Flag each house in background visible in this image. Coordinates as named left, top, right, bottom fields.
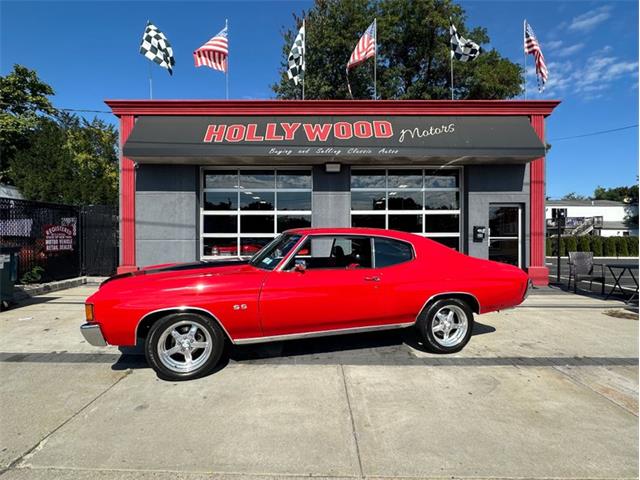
left=546, top=199, right=639, bottom=237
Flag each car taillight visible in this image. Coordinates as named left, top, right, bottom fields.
left=85, top=304, right=95, bottom=322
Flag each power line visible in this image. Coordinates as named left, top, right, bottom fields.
left=549, top=124, right=638, bottom=142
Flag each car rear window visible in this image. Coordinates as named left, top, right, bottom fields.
left=374, top=237, right=414, bottom=268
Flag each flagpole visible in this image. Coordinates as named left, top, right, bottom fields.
left=373, top=18, right=377, bottom=100
left=302, top=18, right=305, bottom=100
left=148, top=61, right=153, bottom=99
left=225, top=18, right=229, bottom=100
left=523, top=19, right=527, bottom=100
left=146, top=19, right=153, bottom=99
left=450, top=51, right=454, bottom=100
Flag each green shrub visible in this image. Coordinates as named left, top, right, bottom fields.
left=564, top=236, right=578, bottom=254
left=617, top=236, right=629, bottom=257
left=591, top=236, right=603, bottom=257
left=559, top=236, right=567, bottom=256
left=20, top=266, right=44, bottom=284
left=545, top=238, right=553, bottom=256
left=604, top=237, right=617, bottom=257
left=577, top=236, right=591, bottom=252
left=628, top=236, right=639, bottom=256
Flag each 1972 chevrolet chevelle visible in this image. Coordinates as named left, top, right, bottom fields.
left=82, top=228, right=531, bottom=380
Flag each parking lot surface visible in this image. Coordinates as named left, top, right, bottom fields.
left=0, top=285, right=637, bottom=479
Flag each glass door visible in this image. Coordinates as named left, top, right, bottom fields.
left=488, top=204, right=522, bottom=268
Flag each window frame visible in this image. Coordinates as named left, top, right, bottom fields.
left=200, top=167, right=312, bottom=259
left=281, top=233, right=416, bottom=271
left=282, top=234, right=375, bottom=271
left=373, top=236, right=415, bottom=268
left=350, top=166, right=463, bottom=250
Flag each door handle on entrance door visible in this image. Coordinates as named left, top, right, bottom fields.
left=364, top=276, right=380, bottom=282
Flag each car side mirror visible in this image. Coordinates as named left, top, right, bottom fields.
left=294, top=260, right=307, bottom=273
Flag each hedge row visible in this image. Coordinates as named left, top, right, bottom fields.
left=546, top=235, right=639, bottom=257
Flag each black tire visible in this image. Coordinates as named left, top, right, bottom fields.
left=416, top=298, right=474, bottom=353
left=145, top=313, right=225, bottom=381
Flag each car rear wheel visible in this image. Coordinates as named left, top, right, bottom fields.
left=145, top=313, right=225, bottom=381
left=416, top=298, right=474, bottom=353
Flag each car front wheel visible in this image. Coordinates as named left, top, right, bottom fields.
left=145, top=313, right=225, bottom=381
left=417, top=298, right=474, bottom=353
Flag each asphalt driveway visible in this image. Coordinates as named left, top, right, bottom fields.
left=0, top=285, right=637, bottom=479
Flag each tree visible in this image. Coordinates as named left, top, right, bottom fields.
left=9, top=113, right=118, bottom=206
left=561, top=192, right=590, bottom=201
left=272, top=0, right=523, bottom=100
left=593, top=182, right=639, bottom=229
left=0, top=65, right=57, bottom=182
left=593, top=184, right=638, bottom=203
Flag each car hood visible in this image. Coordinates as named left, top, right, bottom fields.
left=99, top=259, right=256, bottom=290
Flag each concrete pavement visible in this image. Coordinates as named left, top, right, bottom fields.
left=0, top=285, right=637, bottom=479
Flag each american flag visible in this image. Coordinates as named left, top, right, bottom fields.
left=194, top=25, right=228, bottom=72
left=524, top=21, right=548, bottom=91
left=347, top=20, right=376, bottom=70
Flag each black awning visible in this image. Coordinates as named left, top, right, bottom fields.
left=123, top=115, right=546, bottom=164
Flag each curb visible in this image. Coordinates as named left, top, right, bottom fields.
left=14, top=276, right=107, bottom=300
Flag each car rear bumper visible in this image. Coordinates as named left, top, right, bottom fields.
left=80, top=323, right=108, bottom=346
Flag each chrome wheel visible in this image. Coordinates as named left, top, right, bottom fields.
left=157, top=320, right=213, bottom=373
left=431, top=305, right=468, bottom=348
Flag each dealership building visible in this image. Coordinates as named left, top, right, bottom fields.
left=106, top=100, right=559, bottom=285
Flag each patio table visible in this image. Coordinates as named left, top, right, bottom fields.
left=604, top=262, right=639, bottom=304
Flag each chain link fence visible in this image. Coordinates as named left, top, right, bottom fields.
left=0, top=198, right=118, bottom=282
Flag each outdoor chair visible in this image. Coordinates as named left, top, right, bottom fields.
left=567, top=251, right=606, bottom=295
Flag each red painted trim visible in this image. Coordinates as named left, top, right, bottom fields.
left=105, top=99, right=560, bottom=117
left=528, top=114, right=548, bottom=286
left=117, top=115, right=137, bottom=273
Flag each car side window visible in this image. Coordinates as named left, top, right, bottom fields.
left=374, top=237, right=414, bottom=268
left=286, top=236, right=373, bottom=270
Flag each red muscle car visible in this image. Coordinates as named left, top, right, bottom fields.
left=82, top=228, right=531, bottom=380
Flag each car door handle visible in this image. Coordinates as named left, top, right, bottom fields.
left=364, top=276, right=380, bottom=282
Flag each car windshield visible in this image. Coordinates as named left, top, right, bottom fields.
left=249, top=234, right=302, bottom=270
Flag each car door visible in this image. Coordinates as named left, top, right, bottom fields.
left=258, top=235, right=387, bottom=337
left=370, top=236, right=421, bottom=324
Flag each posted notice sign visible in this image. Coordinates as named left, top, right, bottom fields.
left=44, top=225, right=74, bottom=252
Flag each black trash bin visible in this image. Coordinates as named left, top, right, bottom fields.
left=0, top=246, right=20, bottom=310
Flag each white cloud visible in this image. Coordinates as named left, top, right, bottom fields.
left=525, top=49, right=638, bottom=101
left=568, top=5, right=612, bottom=32
left=545, top=40, right=564, bottom=51
left=553, top=43, right=585, bottom=58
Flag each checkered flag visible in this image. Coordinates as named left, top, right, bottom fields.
left=287, top=21, right=305, bottom=85
left=450, top=22, right=480, bottom=62
left=140, top=21, right=175, bottom=75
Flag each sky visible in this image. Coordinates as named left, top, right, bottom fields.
left=1, top=0, right=638, bottom=198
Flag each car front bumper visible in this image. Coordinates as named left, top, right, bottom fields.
left=80, top=323, right=108, bottom=346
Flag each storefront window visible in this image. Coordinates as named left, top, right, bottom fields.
left=202, top=169, right=312, bottom=258
left=240, top=191, right=274, bottom=210
left=350, top=168, right=461, bottom=250
left=204, top=192, right=236, bottom=210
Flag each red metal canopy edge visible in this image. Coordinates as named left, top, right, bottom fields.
left=105, top=99, right=561, bottom=117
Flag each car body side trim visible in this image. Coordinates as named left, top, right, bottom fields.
left=233, top=321, right=414, bottom=345
left=135, top=306, right=235, bottom=344
left=415, top=291, right=482, bottom=321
